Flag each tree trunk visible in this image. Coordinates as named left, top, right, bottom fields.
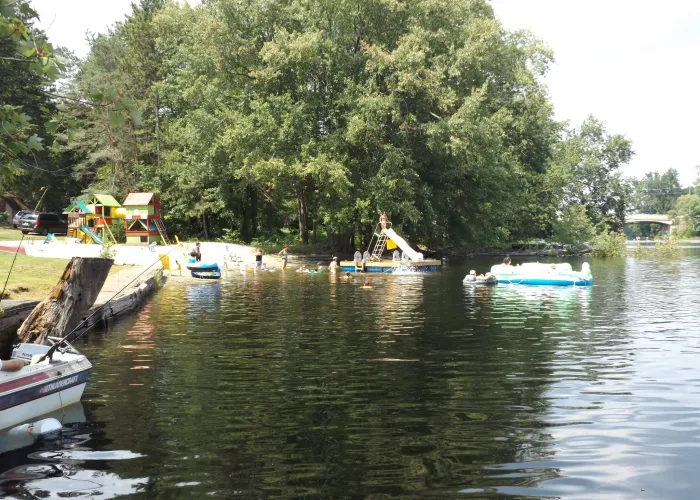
left=298, top=195, right=309, bottom=244
left=241, top=200, right=250, bottom=242
left=250, top=187, right=258, bottom=237
left=202, top=212, right=209, bottom=240
left=266, top=199, right=274, bottom=231
left=17, top=258, right=113, bottom=345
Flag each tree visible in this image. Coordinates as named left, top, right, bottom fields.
left=548, top=116, right=634, bottom=231
left=629, top=168, right=682, bottom=214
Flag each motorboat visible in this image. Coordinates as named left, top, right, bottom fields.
left=0, top=340, right=91, bottom=432
left=490, top=262, right=592, bottom=286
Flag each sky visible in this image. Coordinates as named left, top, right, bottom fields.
left=32, top=0, right=700, bottom=186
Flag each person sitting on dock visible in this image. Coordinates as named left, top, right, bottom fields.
left=0, top=358, right=29, bottom=372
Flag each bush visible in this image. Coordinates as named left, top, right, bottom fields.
left=99, top=241, right=116, bottom=260
left=110, top=220, right=125, bottom=243
left=0, top=212, right=8, bottom=223
left=591, top=230, right=626, bottom=258
left=552, top=205, right=596, bottom=249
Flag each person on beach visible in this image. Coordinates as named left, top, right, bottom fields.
left=0, top=358, right=28, bottom=372
left=329, top=257, right=337, bottom=274
left=278, top=245, right=289, bottom=270
left=255, top=248, right=263, bottom=268
left=190, top=242, right=202, bottom=262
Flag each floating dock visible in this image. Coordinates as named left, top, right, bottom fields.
left=339, top=259, right=441, bottom=273
left=341, top=222, right=441, bottom=273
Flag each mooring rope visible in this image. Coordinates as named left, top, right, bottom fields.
left=0, top=233, right=25, bottom=308
left=40, top=244, right=181, bottom=361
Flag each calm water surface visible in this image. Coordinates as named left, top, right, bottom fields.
left=2, top=252, right=700, bottom=499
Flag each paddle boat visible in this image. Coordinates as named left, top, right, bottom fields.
left=0, top=341, right=91, bottom=431
left=186, top=259, right=222, bottom=280
left=490, top=262, right=592, bottom=286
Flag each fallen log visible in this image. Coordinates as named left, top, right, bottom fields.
left=17, top=257, right=113, bottom=345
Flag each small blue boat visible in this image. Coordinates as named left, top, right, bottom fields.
left=186, top=259, right=222, bottom=280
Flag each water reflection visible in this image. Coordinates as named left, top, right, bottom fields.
left=4, top=253, right=700, bottom=498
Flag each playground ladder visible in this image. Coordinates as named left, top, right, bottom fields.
left=153, top=218, right=171, bottom=246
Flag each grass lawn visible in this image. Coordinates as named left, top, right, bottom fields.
left=0, top=252, right=129, bottom=301
left=0, top=252, right=70, bottom=301
left=0, top=225, right=44, bottom=242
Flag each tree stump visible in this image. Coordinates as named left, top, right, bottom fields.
left=17, top=257, right=113, bottom=345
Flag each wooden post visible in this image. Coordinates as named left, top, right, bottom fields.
left=17, top=257, right=113, bottom=345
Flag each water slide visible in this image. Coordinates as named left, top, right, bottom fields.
left=382, top=228, right=423, bottom=261
left=79, top=224, right=103, bottom=245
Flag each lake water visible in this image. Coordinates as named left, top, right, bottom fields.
left=2, top=252, right=700, bottom=499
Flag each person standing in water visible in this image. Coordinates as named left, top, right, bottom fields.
left=255, top=248, right=263, bottom=269
left=329, top=257, right=338, bottom=274
left=503, top=255, right=512, bottom=266
left=278, top=245, right=289, bottom=270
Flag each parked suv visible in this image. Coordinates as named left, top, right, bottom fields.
left=12, top=210, right=32, bottom=228
left=18, top=212, right=68, bottom=235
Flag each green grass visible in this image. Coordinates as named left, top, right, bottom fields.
left=0, top=252, right=70, bottom=301
left=0, top=252, right=129, bottom=301
left=0, top=225, right=44, bottom=242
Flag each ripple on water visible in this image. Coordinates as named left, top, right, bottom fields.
left=4, top=255, right=700, bottom=498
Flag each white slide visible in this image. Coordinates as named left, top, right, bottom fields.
left=382, top=228, right=424, bottom=261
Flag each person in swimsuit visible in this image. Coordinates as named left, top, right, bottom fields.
left=255, top=248, right=263, bottom=268
left=278, top=245, right=289, bottom=270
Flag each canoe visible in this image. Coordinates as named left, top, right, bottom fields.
left=490, top=262, right=592, bottom=286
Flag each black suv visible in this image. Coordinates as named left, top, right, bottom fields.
left=18, top=212, right=68, bottom=235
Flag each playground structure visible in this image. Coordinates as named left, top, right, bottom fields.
left=340, top=222, right=441, bottom=273
left=122, top=192, right=171, bottom=246
left=63, top=194, right=125, bottom=244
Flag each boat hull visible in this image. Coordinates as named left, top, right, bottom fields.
left=191, top=270, right=222, bottom=279
left=0, top=348, right=91, bottom=431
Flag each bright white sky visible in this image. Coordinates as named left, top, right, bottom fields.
left=32, top=0, right=700, bottom=186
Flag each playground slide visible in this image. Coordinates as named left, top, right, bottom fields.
left=382, top=228, right=423, bottom=261
left=79, top=224, right=103, bottom=245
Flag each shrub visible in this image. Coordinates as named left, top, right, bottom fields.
left=110, top=220, right=125, bottom=243
left=100, top=241, right=116, bottom=260
left=591, top=230, right=626, bottom=258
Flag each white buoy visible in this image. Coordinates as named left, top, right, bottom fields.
left=8, top=418, right=62, bottom=437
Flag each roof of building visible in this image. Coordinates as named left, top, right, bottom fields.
left=123, top=192, right=157, bottom=206
left=63, top=200, right=91, bottom=213
left=89, top=194, right=121, bottom=207
left=1, top=193, right=29, bottom=210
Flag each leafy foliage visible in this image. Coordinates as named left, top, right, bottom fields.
left=3, top=0, right=637, bottom=253
left=591, top=230, right=627, bottom=258
left=552, top=205, right=596, bottom=249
